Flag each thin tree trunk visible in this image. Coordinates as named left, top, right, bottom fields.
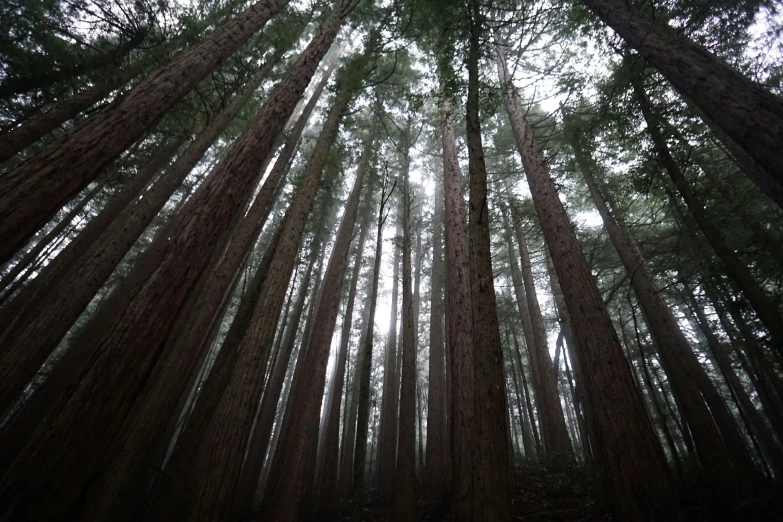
left=314, top=120, right=375, bottom=514
left=0, top=10, right=343, bottom=520
left=378, top=221, right=402, bottom=504
left=507, top=204, right=572, bottom=457
left=495, top=39, right=681, bottom=521
left=632, top=81, right=783, bottom=358
left=185, top=59, right=352, bottom=522
left=579, top=0, right=783, bottom=206
left=506, top=329, right=535, bottom=457
left=0, top=136, right=183, bottom=412
left=0, top=0, right=292, bottom=262
left=350, top=172, right=392, bottom=521
left=0, top=181, right=103, bottom=297
left=566, top=110, right=754, bottom=503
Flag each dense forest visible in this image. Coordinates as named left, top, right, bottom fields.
left=1, top=0, right=783, bottom=520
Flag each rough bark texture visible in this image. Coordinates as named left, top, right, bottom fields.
left=0, top=0, right=292, bottom=263
left=0, top=137, right=183, bottom=411
left=184, top=22, right=352, bottom=515
left=441, top=97, right=476, bottom=522
left=378, top=221, right=402, bottom=504
left=580, top=0, right=783, bottom=206
left=394, top=137, right=417, bottom=521
left=466, top=9, right=512, bottom=520
left=566, top=111, right=752, bottom=505
left=424, top=175, right=448, bottom=498
left=633, top=81, right=783, bottom=363
left=316, top=122, right=375, bottom=513
left=495, top=41, right=681, bottom=521
left=0, top=70, right=134, bottom=163
left=0, top=52, right=283, bottom=341
left=263, top=77, right=369, bottom=520
left=0, top=10, right=340, bottom=520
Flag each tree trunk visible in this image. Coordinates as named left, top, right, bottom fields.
left=682, top=281, right=783, bottom=476
left=424, top=174, right=448, bottom=498
left=0, top=180, right=103, bottom=298
left=506, top=203, right=572, bottom=457
left=0, top=9, right=342, bottom=520
left=566, top=109, right=754, bottom=504
left=633, top=78, right=783, bottom=358
left=0, top=69, right=135, bottom=163
left=0, top=136, right=183, bottom=412
left=495, top=40, right=681, bottom=521
left=378, top=220, right=402, bottom=504
left=0, top=48, right=287, bottom=371
left=579, top=0, right=783, bottom=206
left=184, top=38, right=355, bottom=522
left=350, top=172, right=391, bottom=521
left=394, top=135, right=417, bottom=521
left=506, top=329, right=536, bottom=457
left=466, top=8, right=513, bottom=519
left=441, top=96, right=477, bottom=522
left=315, top=120, right=375, bottom=514
left=0, top=0, right=293, bottom=263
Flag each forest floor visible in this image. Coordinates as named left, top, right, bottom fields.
left=328, top=459, right=783, bottom=521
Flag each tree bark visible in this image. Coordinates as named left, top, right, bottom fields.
left=0, top=48, right=285, bottom=362
left=632, top=81, right=783, bottom=362
left=394, top=132, right=417, bottom=521
left=184, top=27, right=354, bottom=517
left=565, top=109, right=754, bottom=503
left=495, top=40, right=681, bottom=521
left=0, top=69, right=135, bottom=163
left=579, top=0, right=783, bottom=206
left=424, top=174, right=448, bottom=498
left=466, top=8, right=514, bottom=519
left=0, top=0, right=293, bottom=263
left=441, top=96, right=477, bottom=522
left=0, top=9, right=342, bottom=520
left=378, top=220, right=402, bottom=503
left=315, top=120, right=375, bottom=513
left=0, top=136, right=183, bottom=412
left=350, top=172, right=391, bottom=521
left=505, top=202, right=572, bottom=457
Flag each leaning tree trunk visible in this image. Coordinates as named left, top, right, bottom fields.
left=579, top=0, right=783, bottom=206
left=80, top=55, right=335, bottom=522
left=315, top=120, right=375, bottom=514
left=466, top=11, right=513, bottom=518
left=0, top=0, right=293, bottom=263
left=262, top=74, right=371, bottom=521
left=504, top=200, right=572, bottom=457
left=632, top=81, right=783, bottom=361
left=184, top=36, right=355, bottom=522
left=0, top=9, right=343, bottom=520
left=566, top=109, right=756, bottom=504
left=0, top=43, right=289, bottom=342
left=495, top=39, right=681, bottom=521
left=0, top=68, right=136, bottom=163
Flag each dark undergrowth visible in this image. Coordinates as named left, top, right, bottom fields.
left=322, top=457, right=783, bottom=521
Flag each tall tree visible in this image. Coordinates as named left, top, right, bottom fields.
left=579, top=0, right=783, bottom=207
left=0, top=0, right=294, bottom=262
left=494, top=37, right=681, bottom=521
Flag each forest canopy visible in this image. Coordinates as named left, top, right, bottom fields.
left=1, top=0, right=782, bottom=521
